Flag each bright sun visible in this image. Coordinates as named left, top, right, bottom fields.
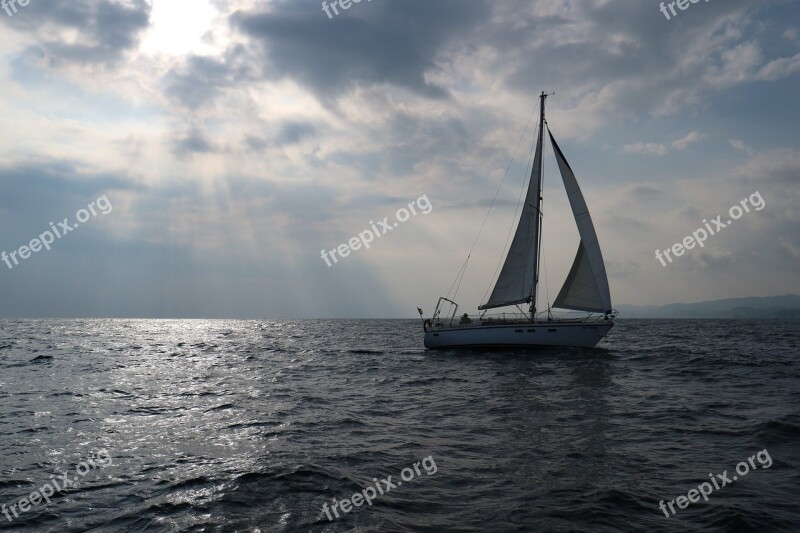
left=140, top=0, right=218, bottom=56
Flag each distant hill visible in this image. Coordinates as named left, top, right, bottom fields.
left=617, top=294, right=800, bottom=319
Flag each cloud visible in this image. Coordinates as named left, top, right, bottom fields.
left=626, top=184, right=665, bottom=201
left=1, top=0, right=151, bottom=66
left=623, top=131, right=704, bottom=156
left=755, top=52, right=800, bottom=81
left=779, top=237, right=800, bottom=260
left=729, top=139, right=755, bottom=156
left=731, top=149, right=800, bottom=185
left=276, top=121, right=316, bottom=146
left=172, top=127, right=219, bottom=157
left=672, top=131, right=704, bottom=151
left=230, top=0, right=491, bottom=101
left=623, top=142, right=669, bottom=156
left=703, top=41, right=764, bottom=89
left=163, top=45, right=258, bottom=110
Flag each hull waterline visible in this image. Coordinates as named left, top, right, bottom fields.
left=424, top=321, right=613, bottom=350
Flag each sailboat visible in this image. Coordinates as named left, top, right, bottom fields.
left=421, top=92, right=616, bottom=349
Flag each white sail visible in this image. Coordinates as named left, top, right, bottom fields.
left=553, top=241, right=606, bottom=312
left=479, top=131, right=543, bottom=310
left=549, top=129, right=612, bottom=314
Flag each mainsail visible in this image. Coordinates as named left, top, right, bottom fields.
left=549, top=129, right=612, bottom=314
left=479, top=127, right=543, bottom=310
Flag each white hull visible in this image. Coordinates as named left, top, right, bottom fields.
left=424, top=321, right=612, bottom=349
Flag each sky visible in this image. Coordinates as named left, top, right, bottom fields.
left=0, top=0, right=798, bottom=318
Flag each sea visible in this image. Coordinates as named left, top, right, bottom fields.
left=0, top=319, right=798, bottom=532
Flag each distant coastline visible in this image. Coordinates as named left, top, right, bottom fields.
left=617, top=294, right=800, bottom=319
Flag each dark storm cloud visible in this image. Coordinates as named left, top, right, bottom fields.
left=231, top=0, right=491, bottom=100
left=161, top=0, right=789, bottom=135
left=162, top=0, right=492, bottom=112
left=1, top=0, right=151, bottom=65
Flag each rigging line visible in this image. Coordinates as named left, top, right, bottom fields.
left=445, top=258, right=469, bottom=299
left=450, top=258, right=469, bottom=303
left=445, top=105, right=539, bottom=302
left=481, top=122, right=537, bottom=305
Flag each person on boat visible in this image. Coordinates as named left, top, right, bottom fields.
left=459, top=313, right=472, bottom=324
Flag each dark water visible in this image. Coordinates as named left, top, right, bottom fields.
left=0, top=319, right=798, bottom=532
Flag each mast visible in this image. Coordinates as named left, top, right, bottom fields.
left=530, top=91, right=547, bottom=319
left=479, top=91, right=552, bottom=313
